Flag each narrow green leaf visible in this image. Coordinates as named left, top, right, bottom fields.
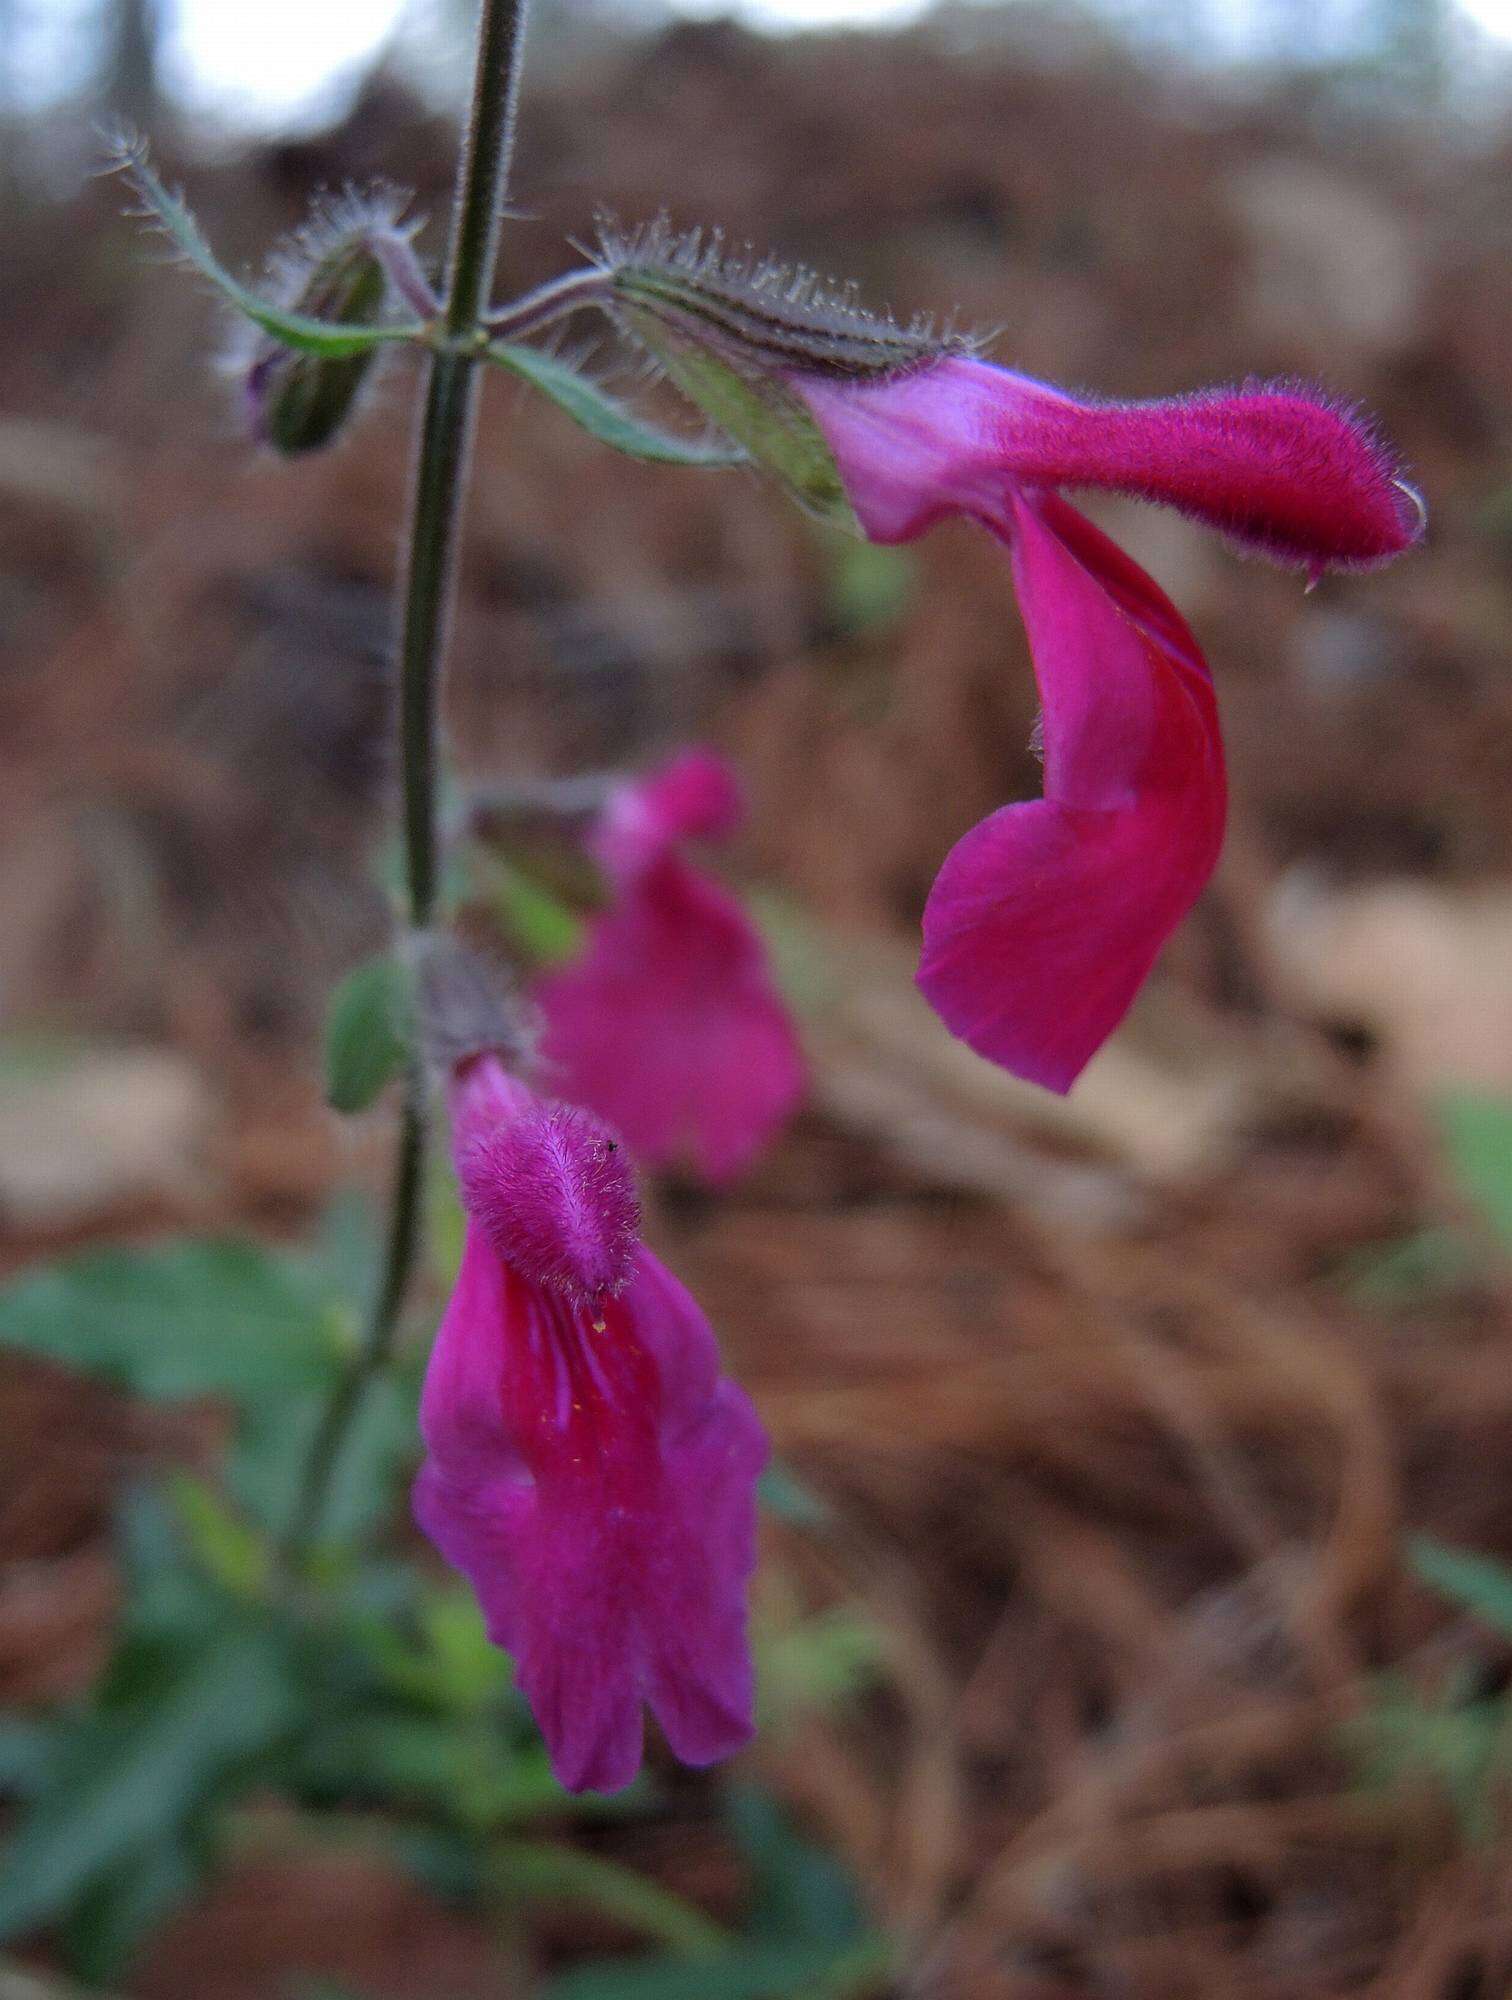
left=1438, top=1091, right=1512, bottom=1249
left=112, top=139, right=423, bottom=357
left=0, top=1718, right=57, bottom=1799
left=0, top=1628, right=298, bottom=1942
left=486, top=343, right=747, bottom=466
left=1411, top=1536, right=1512, bottom=1638
left=63, top=1836, right=198, bottom=1984
left=1343, top=1669, right=1512, bottom=1845
left=325, top=956, right=413, bottom=1114
left=757, top=1461, right=830, bottom=1528
left=476, top=855, right=584, bottom=967
left=729, top=1787, right=865, bottom=1948
left=826, top=538, right=917, bottom=635
left=493, top=1840, right=730, bottom=1958
left=166, top=1474, right=272, bottom=1599
left=1342, top=1226, right=1478, bottom=1307
left=539, top=1938, right=889, bottom=2000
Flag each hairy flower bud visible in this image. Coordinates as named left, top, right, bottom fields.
left=596, top=218, right=971, bottom=528
left=242, top=190, right=411, bottom=456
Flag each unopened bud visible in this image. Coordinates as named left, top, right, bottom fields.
left=596, top=217, right=970, bottom=527
left=243, top=190, right=410, bottom=456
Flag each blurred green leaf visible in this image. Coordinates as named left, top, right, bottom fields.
left=825, top=538, right=917, bottom=636
left=757, top=1462, right=831, bottom=1529
left=1342, top=1226, right=1478, bottom=1307
left=232, top=1369, right=415, bottom=1546
left=475, top=855, right=584, bottom=968
left=487, top=344, right=747, bottom=467
left=1438, top=1091, right=1512, bottom=1249
left=758, top=1608, right=884, bottom=1724
left=304, top=1192, right=381, bottom=1310
left=0, top=1717, right=57, bottom=1799
left=1411, top=1536, right=1512, bottom=1638
left=351, top=1582, right=512, bottom=1718
left=743, top=891, right=839, bottom=1017
left=534, top=1789, right=888, bottom=1999
left=730, top=1788, right=865, bottom=1948
left=111, top=1485, right=225, bottom=1658
left=1345, top=1668, right=1512, bottom=1845
left=538, top=1938, right=889, bottom=2000
left=494, top=1840, right=729, bottom=1957
left=63, top=1835, right=198, bottom=1983
left=0, top=1626, right=298, bottom=1945
left=166, top=1475, right=272, bottom=1600
left=325, top=957, right=413, bottom=1114
left=416, top=1590, right=514, bottom=1712
left=296, top=1713, right=484, bottom=1806
left=427, top=1155, right=467, bottom=1292
left=0, top=1240, right=336, bottom=1405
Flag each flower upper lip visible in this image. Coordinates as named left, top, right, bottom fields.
left=771, top=352, right=1419, bottom=1089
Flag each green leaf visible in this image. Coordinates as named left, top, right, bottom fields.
left=0, top=1717, right=57, bottom=1799
left=166, top=1474, right=272, bottom=1599
left=486, top=343, right=747, bottom=466
left=618, top=323, right=856, bottom=526
left=826, top=539, right=917, bottom=635
left=1438, top=1091, right=1512, bottom=1249
left=539, top=1938, right=890, bottom=2000
left=758, top=1609, right=884, bottom=1723
left=0, top=1627, right=298, bottom=1943
left=0, top=1240, right=335, bottom=1405
left=494, top=1841, right=729, bottom=1958
left=63, top=1835, right=198, bottom=1983
left=112, top=137, right=423, bottom=357
left=1343, top=1668, right=1512, bottom=1845
left=757, top=1461, right=831, bottom=1529
left=230, top=1370, right=414, bottom=1546
left=325, top=956, right=413, bottom=1114
left=729, top=1788, right=865, bottom=1948
left=1411, top=1536, right=1512, bottom=1638
left=1342, top=1226, right=1478, bottom=1307
left=474, top=855, right=584, bottom=967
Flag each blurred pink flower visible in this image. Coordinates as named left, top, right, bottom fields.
left=790, top=357, right=1423, bottom=1092
left=414, top=1053, right=767, bottom=1793
left=536, top=749, right=804, bottom=1182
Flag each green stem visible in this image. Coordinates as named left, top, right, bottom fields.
left=282, top=1091, right=423, bottom=1556
left=283, top=0, right=531, bottom=1562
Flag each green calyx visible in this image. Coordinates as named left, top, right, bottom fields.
left=633, top=325, right=859, bottom=530
left=251, top=238, right=390, bottom=456
left=597, top=220, right=969, bottom=530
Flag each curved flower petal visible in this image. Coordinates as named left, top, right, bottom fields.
left=793, top=355, right=1422, bottom=571
left=415, top=1228, right=766, bottom=1793
left=917, top=491, right=1226, bottom=1091
left=594, top=749, right=748, bottom=883
left=538, top=851, right=804, bottom=1184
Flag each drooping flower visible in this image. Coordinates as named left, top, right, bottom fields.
left=535, top=749, right=805, bottom=1182
left=596, top=225, right=1423, bottom=1091
left=413, top=1050, right=767, bottom=1792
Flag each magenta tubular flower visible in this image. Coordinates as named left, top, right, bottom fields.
left=535, top=749, right=805, bottom=1182
left=413, top=1052, right=767, bottom=1792
left=782, top=357, right=1423, bottom=1091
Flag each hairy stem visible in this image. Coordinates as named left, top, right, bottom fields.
left=283, top=0, right=530, bottom=1562
left=484, top=267, right=609, bottom=340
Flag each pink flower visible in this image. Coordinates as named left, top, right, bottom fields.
left=785, top=358, right=1423, bottom=1092
left=413, top=1053, right=767, bottom=1793
left=536, top=749, right=805, bottom=1182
